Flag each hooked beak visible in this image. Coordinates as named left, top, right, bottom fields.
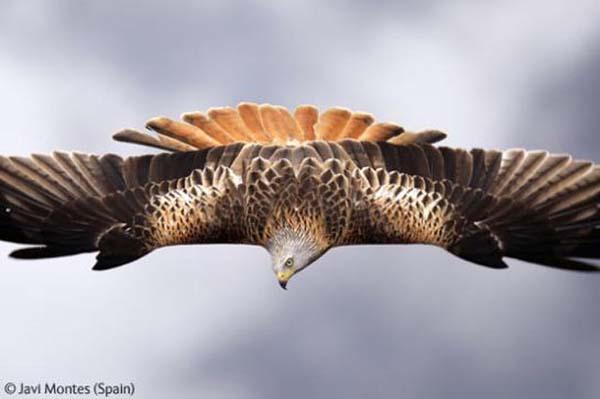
left=276, top=269, right=293, bottom=290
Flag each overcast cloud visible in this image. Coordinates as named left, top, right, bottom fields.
left=1, top=1, right=599, bottom=398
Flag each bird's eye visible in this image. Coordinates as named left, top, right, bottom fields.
left=284, top=257, right=294, bottom=268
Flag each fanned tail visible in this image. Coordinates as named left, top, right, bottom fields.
left=113, top=102, right=447, bottom=151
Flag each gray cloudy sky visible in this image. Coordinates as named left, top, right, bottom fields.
left=1, top=1, right=600, bottom=398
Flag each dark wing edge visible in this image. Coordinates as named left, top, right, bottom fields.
left=2, top=140, right=599, bottom=273
left=0, top=152, right=242, bottom=270
left=356, top=144, right=600, bottom=272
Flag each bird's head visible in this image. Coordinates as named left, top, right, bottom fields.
left=266, top=223, right=330, bottom=289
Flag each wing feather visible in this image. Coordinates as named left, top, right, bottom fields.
left=3, top=112, right=600, bottom=274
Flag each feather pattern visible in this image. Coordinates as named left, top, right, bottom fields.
left=113, top=103, right=446, bottom=151
left=0, top=103, right=598, bottom=275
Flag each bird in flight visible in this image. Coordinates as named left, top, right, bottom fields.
left=1, top=103, right=599, bottom=289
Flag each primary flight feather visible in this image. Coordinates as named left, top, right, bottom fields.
left=1, top=102, right=599, bottom=289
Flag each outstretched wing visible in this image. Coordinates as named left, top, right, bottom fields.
left=0, top=152, right=243, bottom=269
left=350, top=146, right=600, bottom=271
left=2, top=122, right=599, bottom=273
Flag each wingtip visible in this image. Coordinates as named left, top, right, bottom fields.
left=10, top=246, right=83, bottom=259
left=93, top=255, right=136, bottom=271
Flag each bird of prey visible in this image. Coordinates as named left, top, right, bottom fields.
left=1, top=103, right=599, bottom=289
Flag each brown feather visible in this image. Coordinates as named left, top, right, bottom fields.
left=208, top=107, right=254, bottom=142
left=315, top=107, right=352, bottom=140
left=1, top=103, right=600, bottom=275
left=180, top=112, right=235, bottom=144
left=294, top=105, right=318, bottom=140
left=340, top=112, right=375, bottom=139
left=260, top=104, right=288, bottom=143
left=146, top=116, right=221, bottom=149
left=237, top=102, right=271, bottom=142
left=359, top=122, right=404, bottom=142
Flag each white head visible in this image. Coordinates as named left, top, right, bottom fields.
left=267, top=226, right=329, bottom=289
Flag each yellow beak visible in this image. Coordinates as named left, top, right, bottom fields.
left=277, top=269, right=294, bottom=290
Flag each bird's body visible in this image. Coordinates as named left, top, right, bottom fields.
left=1, top=102, right=599, bottom=287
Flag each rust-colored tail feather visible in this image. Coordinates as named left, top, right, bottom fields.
left=113, top=102, right=447, bottom=152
